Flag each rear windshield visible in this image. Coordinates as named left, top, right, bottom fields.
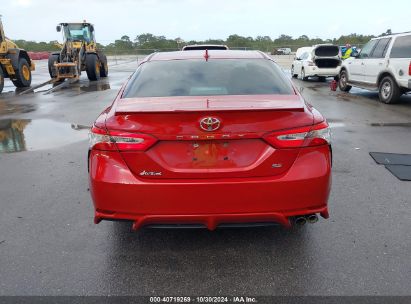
left=390, top=35, right=411, bottom=58
left=123, top=59, right=294, bottom=98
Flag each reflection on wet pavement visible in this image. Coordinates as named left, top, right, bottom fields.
left=2, top=78, right=113, bottom=97
left=0, top=100, right=37, bottom=115
left=78, top=81, right=111, bottom=93
left=35, top=79, right=112, bottom=95
left=0, top=119, right=90, bottom=153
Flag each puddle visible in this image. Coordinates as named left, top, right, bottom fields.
left=0, top=119, right=90, bottom=153
left=338, top=87, right=379, bottom=101
left=0, top=100, right=37, bottom=115
left=29, top=79, right=112, bottom=95
left=350, top=87, right=376, bottom=95
left=79, top=81, right=111, bottom=93
left=329, top=122, right=346, bottom=128
left=370, top=122, right=411, bottom=127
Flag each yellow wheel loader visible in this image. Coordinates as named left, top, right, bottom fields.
left=0, top=16, right=35, bottom=94
left=48, top=22, right=108, bottom=82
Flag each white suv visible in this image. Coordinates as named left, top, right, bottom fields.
left=339, top=33, right=411, bottom=104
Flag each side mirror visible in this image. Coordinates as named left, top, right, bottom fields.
left=56, top=25, right=61, bottom=32
left=90, top=25, right=95, bottom=32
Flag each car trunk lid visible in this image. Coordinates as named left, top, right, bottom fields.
left=106, top=95, right=313, bottom=180
left=313, top=45, right=340, bottom=57
left=312, top=45, right=341, bottom=68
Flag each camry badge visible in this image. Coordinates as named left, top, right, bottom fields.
left=199, top=117, right=221, bottom=132
left=139, top=170, right=162, bottom=176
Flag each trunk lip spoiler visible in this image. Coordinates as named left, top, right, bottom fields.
left=114, top=95, right=306, bottom=114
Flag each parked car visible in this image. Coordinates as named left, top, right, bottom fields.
left=88, top=50, right=332, bottom=231
left=182, top=44, right=229, bottom=51
left=291, top=45, right=341, bottom=81
left=271, top=47, right=291, bottom=55
left=339, top=32, right=411, bottom=104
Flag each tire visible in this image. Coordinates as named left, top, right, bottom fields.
left=48, top=54, right=60, bottom=78
left=0, top=68, right=4, bottom=94
left=99, top=55, right=108, bottom=77
left=291, top=66, right=297, bottom=78
left=338, top=70, right=352, bottom=92
left=379, top=76, right=401, bottom=104
left=86, top=54, right=101, bottom=81
left=12, top=58, right=32, bottom=88
left=301, top=68, right=309, bottom=81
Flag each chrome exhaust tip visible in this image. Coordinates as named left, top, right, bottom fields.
left=306, top=214, right=319, bottom=224
left=294, top=217, right=307, bottom=226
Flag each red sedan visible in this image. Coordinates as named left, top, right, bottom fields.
left=88, top=50, right=331, bottom=230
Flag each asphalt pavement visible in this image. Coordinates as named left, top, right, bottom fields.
left=0, top=56, right=410, bottom=296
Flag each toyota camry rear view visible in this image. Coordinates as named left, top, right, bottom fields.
left=88, top=50, right=332, bottom=230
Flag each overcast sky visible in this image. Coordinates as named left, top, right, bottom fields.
left=2, top=0, right=409, bottom=44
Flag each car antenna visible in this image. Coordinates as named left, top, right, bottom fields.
left=204, top=49, right=209, bottom=61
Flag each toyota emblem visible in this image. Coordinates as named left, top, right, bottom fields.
left=199, top=117, right=221, bottom=132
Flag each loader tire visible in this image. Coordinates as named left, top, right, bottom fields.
left=0, top=68, right=4, bottom=94
left=99, top=55, right=108, bottom=77
left=48, top=54, right=60, bottom=78
left=86, top=54, right=101, bottom=81
left=12, top=58, right=32, bottom=88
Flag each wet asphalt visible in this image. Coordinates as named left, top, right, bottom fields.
left=0, top=57, right=410, bottom=296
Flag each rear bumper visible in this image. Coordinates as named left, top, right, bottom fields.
left=89, top=146, right=332, bottom=230
left=305, top=66, right=340, bottom=77
left=396, top=78, right=411, bottom=90
left=94, top=208, right=330, bottom=230
left=403, top=79, right=411, bottom=90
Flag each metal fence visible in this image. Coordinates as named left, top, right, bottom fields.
left=96, top=43, right=367, bottom=66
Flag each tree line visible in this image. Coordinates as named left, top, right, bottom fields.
left=13, top=30, right=393, bottom=55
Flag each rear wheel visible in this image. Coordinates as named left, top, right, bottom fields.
left=338, top=70, right=352, bottom=92
left=86, top=54, right=101, bottom=81
left=379, top=76, right=401, bottom=104
left=301, top=68, right=308, bottom=81
left=12, top=58, right=32, bottom=88
left=0, top=68, right=4, bottom=93
left=291, top=66, right=297, bottom=78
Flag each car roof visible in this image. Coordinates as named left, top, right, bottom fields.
left=59, top=22, right=93, bottom=26
left=145, top=50, right=269, bottom=62
left=371, top=32, right=411, bottom=40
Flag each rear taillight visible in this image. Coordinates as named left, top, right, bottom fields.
left=264, top=121, right=331, bottom=148
left=89, top=126, right=157, bottom=151
left=89, top=126, right=115, bottom=150
left=408, top=61, right=411, bottom=76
